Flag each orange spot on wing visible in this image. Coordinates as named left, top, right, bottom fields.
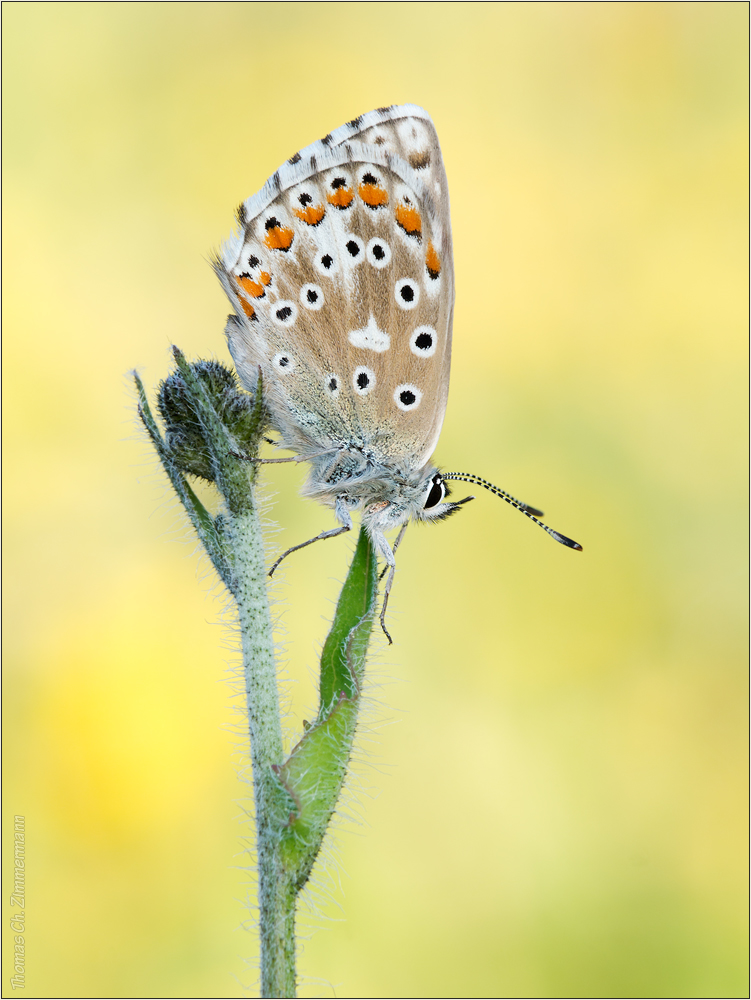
left=293, top=203, right=325, bottom=226
left=239, top=298, right=256, bottom=320
left=359, top=182, right=388, bottom=208
left=425, top=241, right=441, bottom=279
left=326, top=187, right=354, bottom=209
left=395, top=204, right=422, bottom=239
left=264, top=225, right=294, bottom=251
left=236, top=274, right=266, bottom=298
left=260, top=271, right=272, bottom=286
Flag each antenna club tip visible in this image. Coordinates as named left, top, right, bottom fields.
left=524, top=505, right=545, bottom=517
left=552, top=531, right=583, bottom=551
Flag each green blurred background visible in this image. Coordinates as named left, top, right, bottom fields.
left=3, top=3, right=747, bottom=997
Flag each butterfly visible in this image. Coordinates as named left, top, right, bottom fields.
left=214, top=105, right=581, bottom=641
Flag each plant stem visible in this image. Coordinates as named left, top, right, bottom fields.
left=231, top=503, right=296, bottom=997
left=136, top=355, right=378, bottom=998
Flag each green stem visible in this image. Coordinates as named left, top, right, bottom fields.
left=258, top=877, right=296, bottom=999
left=231, top=503, right=295, bottom=996
left=135, top=356, right=379, bottom=998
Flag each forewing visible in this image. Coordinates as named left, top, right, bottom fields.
left=216, top=105, right=454, bottom=470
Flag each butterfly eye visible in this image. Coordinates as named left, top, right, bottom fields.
left=395, top=278, right=420, bottom=310
left=366, top=237, right=392, bottom=269
left=424, top=475, right=446, bottom=509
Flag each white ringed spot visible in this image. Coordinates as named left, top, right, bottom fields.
left=394, top=383, right=422, bottom=411
left=353, top=366, right=376, bottom=396
left=343, top=234, right=365, bottom=264
left=300, top=283, right=324, bottom=310
left=272, top=300, right=298, bottom=326
left=410, top=325, right=437, bottom=357
left=272, top=353, right=296, bottom=373
left=366, top=237, right=392, bottom=269
left=314, top=250, right=339, bottom=276
left=395, top=278, right=420, bottom=310
left=324, top=373, right=341, bottom=399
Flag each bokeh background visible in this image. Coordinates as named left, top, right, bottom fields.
left=3, top=3, right=747, bottom=997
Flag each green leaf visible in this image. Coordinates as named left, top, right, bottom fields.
left=318, top=525, right=378, bottom=714
left=275, top=526, right=378, bottom=888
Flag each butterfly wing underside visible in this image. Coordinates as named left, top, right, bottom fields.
left=216, top=105, right=454, bottom=472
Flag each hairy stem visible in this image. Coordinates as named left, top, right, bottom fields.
left=231, top=503, right=296, bottom=997
left=136, top=354, right=378, bottom=998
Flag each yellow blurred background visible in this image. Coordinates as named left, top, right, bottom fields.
left=3, top=3, right=747, bottom=997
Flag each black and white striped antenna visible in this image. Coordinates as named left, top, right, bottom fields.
left=442, top=472, right=583, bottom=551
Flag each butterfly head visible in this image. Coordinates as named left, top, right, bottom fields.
left=414, top=471, right=475, bottom=523
left=359, top=468, right=474, bottom=538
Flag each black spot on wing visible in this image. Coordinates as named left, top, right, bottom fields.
left=288, top=151, right=302, bottom=165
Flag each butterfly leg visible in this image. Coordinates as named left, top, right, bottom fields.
left=379, top=523, right=408, bottom=582
left=369, top=530, right=398, bottom=645
left=268, top=497, right=353, bottom=577
left=232, top=447, right=338, bottom=465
